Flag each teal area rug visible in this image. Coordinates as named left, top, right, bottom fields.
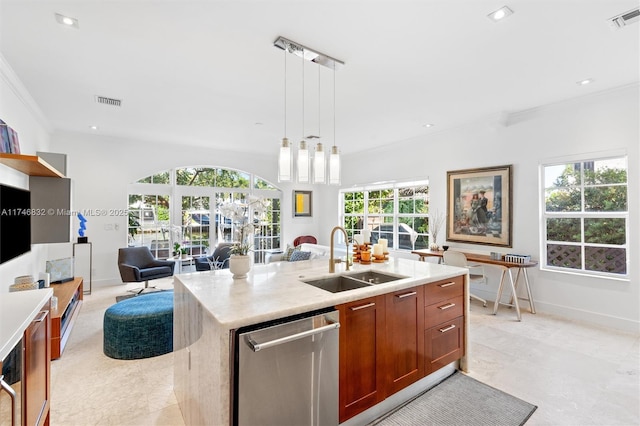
left=370, top=371, right=537, bottom=426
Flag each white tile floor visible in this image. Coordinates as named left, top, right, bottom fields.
left=50, top=278, right=639, bottom=425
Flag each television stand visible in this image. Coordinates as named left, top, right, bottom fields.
left=51, top=277, right=83, bottom=359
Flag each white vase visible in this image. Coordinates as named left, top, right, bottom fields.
left=229, top=255, right=251, bottom=279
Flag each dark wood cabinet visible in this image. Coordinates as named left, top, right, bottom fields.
left=423, top=276, right=465, bottom=375
left=51, top=278, right=83, bottom=360
left=338, top=274, right=467, bottom=422
left=384, top=286, right=424, bottom=395
left=338, top=295, right=386, bottom=423
left=23, top=302, right=51, bottom=426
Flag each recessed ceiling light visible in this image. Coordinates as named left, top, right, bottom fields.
left=577, top=78, right=594, bottom=86
left=55, top=13, right=79, bottom=29
left=423, top=124, right=434, bottom=128
left=488, top=6, right=514, bottom=22
left=89, top=125, right=99, bottom=131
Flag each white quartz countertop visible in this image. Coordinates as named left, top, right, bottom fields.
left=0, top=288, right=53, bottom=360
left=174, top=257, right=465, bottom=330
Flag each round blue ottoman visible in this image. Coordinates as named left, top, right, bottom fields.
left=103, top=290, right=173, bottom=360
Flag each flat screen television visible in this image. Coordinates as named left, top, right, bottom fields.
left=0, top=183, right=31, bottom=263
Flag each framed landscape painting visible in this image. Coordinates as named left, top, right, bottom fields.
left=446, top=165, right=512, bottom=247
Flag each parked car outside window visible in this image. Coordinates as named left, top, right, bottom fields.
left=370, top=223, right=423, bottom=250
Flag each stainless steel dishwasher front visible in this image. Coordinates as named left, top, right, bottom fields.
left=235, top=309, right=340, bottom=426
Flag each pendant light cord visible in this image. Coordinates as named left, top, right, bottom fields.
left=302, top=49, right=304, bottom=140
left=333, top=61, right=336, bottom=149
left=318, top=64, right=321, bottom=139
left=283, top=47, right=287, bottom=138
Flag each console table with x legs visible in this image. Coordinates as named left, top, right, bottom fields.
left=411, top=249, right=538, bottom=321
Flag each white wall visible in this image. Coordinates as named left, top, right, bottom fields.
left=340, top=85, right=639, bottom=332
left=0, top=55, right=53, bottom=292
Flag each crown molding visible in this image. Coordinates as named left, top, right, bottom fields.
left=0, top=53, right=52, bottom=133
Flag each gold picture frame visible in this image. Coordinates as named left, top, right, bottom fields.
left=293, top=190, right=312, bottom=217
left=446, top=165, right=512, bottom=247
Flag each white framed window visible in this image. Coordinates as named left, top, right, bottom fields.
left=340, top=180, right=430, bottom=251
left=128, top=167, right=282, bottom=263
left=540, top=154, right=628, bottom=279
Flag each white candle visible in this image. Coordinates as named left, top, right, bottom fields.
left=362, top=229, right=371, bottom=243
left=379, top=238, right=388, bottom=252
left=353, top=233, right=363, bottom=245
left=373, top=243, right=383, bottom=256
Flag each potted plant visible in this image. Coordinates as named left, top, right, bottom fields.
left=173, top=242, right=182, bottom=257
left=219, top=195, right=269, bottom=279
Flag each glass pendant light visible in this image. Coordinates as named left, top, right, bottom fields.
left=278, top=138, right=291, bottom=182
left=297, top=50, right=310, bottom=183
left=314, top=66, right=326, bottom=183
left=329, top=146, right=340, bottom=185
left=278, top=46, right=292, bottom=182
left=297, top=140, right=310, bottom=183
left=314, top=142, right=326, bottom=183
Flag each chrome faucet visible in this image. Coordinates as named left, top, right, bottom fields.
left=329, top=226, right=350, bottom=273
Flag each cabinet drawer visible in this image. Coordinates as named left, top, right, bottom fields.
left=424, top=275, right=463, bottom=306
left=424, top=316, right=464, bottom=374
left=425, top=296, right=463, bottom=329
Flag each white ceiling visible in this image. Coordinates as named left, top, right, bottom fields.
left=1, top=0, right=638, bottom=156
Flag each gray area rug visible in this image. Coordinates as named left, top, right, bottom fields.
left=370, top=371, right=537, bottom=426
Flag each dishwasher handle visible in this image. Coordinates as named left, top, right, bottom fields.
left=0, top=374, right=17, bottom=426
left=246, top=318, right=340, bottom=352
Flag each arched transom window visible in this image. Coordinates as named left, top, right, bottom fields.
left=127, top=166, right=282, bottom=264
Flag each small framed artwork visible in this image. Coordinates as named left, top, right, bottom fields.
left=446, top=165, right=512, bottom=247
left=0, top=120, right=11, bottom=153
left=0, top=120, right=20, bottom=154
left=293, top=190, right=312, bottom=217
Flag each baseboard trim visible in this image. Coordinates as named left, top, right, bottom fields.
left=470, top=285, right=638, bottom=333
left=530, top=300, right=639, bottom=334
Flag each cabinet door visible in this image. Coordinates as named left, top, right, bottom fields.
left=384, top=286, right=424, bottom=395
left=30, top=176, right=71, bottom=244
left=338, top=296, right=386, bottom=423
left=23, top=307, right=51, bottom=426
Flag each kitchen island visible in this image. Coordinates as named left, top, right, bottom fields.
left=173, top=257, right=468, bottom=426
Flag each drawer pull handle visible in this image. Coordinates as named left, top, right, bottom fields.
left=34, top=311, right=48, bottom=323
left=439, top=324, right=456, bottom=333
left=351, top=302, right=375, bottom=311
left=396, top=291, right=417, bottom=299
left=438, top=303, right=456, bottom=310
left=438, top=282, right=456, bottom=288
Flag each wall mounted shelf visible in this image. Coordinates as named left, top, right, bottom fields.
left=0, top=153, right=65, bottom=178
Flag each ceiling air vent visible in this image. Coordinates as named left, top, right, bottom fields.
left=609, top=7, right=640, bottom=29
left=95, top=95, right=122, bottom=107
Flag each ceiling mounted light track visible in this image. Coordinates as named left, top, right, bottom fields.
left=274, top=37, right=344, bottom=71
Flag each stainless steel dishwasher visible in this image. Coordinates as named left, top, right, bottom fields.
left=234, top=308, right=340, bottom=426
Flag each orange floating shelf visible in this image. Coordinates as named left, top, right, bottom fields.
left=0, top=153, right=65, bottom=177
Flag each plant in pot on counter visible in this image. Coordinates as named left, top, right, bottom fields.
left=219, top=195, right=269, bottom=278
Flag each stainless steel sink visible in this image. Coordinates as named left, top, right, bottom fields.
left=343, top=270, right=407, bottom=285
left=302, top=275, right=372, bottom=293
left=302, top=270, right=408, bottom=293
